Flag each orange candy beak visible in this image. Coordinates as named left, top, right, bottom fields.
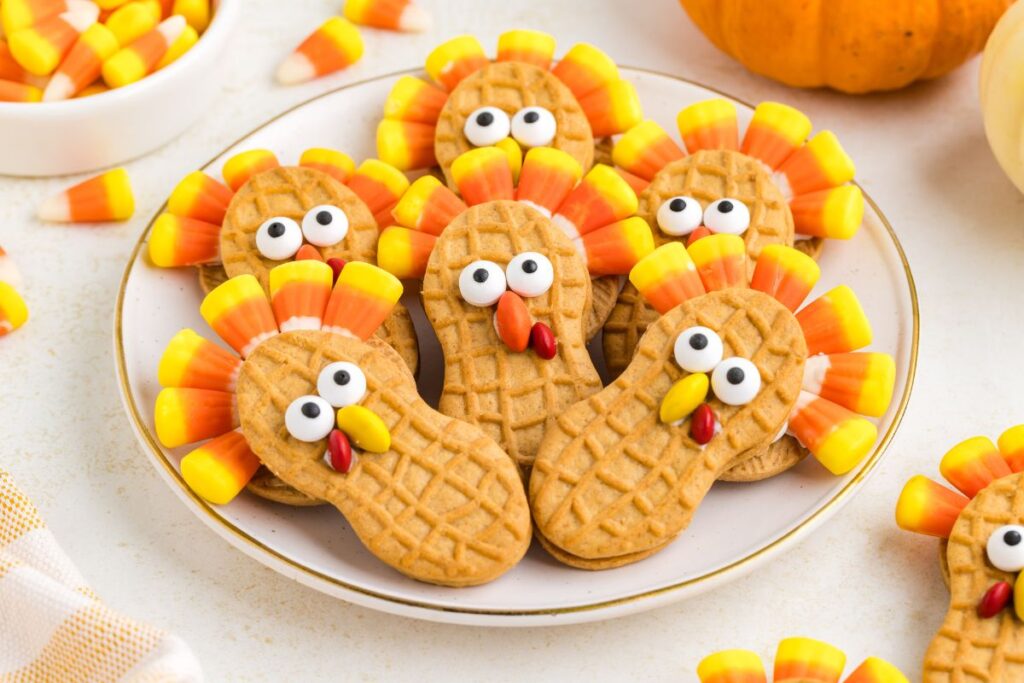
left=495, top=291, right=532, bottom=353
left=295, top=244, right=323, bottom=262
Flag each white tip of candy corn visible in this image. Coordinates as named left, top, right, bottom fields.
left=276, top=53, right=315, bottom=85
left=156, top=14, right=187, bottom=43
left=397, top=4, right=431, bottom=32
left=37, top=194, right=71, bottom=222
left=42, top=72, right=74, bottom=102
left=63, top=1, right=101, bottom=32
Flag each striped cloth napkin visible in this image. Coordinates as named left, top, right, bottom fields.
left=0, top=469, right=202, bottom=682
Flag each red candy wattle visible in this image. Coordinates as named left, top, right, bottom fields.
left=978, top=581, right=1012, bottom=618
left=328, top=429, right=353, bottom=473
left=530, top=322, right=556, bottom=360
left=690, top=404, right=715, bottom=444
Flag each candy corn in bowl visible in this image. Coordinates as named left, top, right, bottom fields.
left=0, top=0, right=240, bottom=176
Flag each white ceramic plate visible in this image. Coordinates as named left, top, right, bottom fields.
left=115, top=67, right=918, bottom=626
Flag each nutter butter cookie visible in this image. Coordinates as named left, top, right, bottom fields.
left=153, top=261, right=530, bottom=586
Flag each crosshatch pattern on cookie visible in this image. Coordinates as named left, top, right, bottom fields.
left=434, top=62, right=595, bottom=186
left=422, top=201, right=602, bottom=469
left=237, top=330, right=530, bottom=586
left=531, top=289, right=805, bottom=560
left=925, top=473, right=1024, bottom=681
left=220, top=167, right=379, bottom=291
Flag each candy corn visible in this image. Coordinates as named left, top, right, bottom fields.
left=377, top=226, right=437, bottom=279
left=0, top=281, right=29, bottom=337
left=788, top=392, right=878, bottom=475
left=774, top=638, right=846, bottom=683
left=104, top=0, right=158, bottom=45
left=158, top=328, right=240, bottom=391
left=895, top=475, right=969, bottom=538
left=451, top=146, right=514, bottom=205
left=677, top=99, right=739, bottom=154
left=801, top=353, right=895, bottom=418
left=496, top=29, right=555, bottom=69
left=551, top=42, right=618, bottom=99
left=612, top=120, right=685, bottom=181
left=8, top=0, right=99, bottom=76
left=425, top=35, right=487, bottom=91
left=38, top=168, right=134, bottom=222
left=777, top=131, right=856, bottom=197
left=322, top=262, right=402, bottom=340
left=390, top=175, right=466, bottom=236
left=788, top=185, right=864, bottom=240
left=998, top=424, right=1024, bottom=473
left=843, top=657, right=910, bottom=683
left=75, top=81, right=107, bottom=96
left=95, top=0, right=132, bottom=9
left=2, top=0, right=72, bottom=36
left=200, top=274, right=278, bottom=357
left=579, top=217, right=654, bottom=276
left=343, top=0, right=430, bottom=33
left=697, top=649, right=767, bottom=683
left=148, top=213, right=220, bottom=267
left=0, top=77, right=41, bottom=100
left=268, top=260, right=333, bottom=331
left=102, top=14, right=184, bottom=88
left=516, top=146, right=582, bottom=217
left=276, top=17, right=364, bottom=85
left=345, top=159, right=409, bottom=227
left=180, top=431, right=259, bottom=505
left=939, top=436, right=1011, bottom=498
left=172, top=0, right=209, bottom=33
left=551, top=164, right=637, bottom=239
left=221, top=149, right=279, bottom=192
left=740, top=101, right=812, bottom=171
left=0, top=40, right=41, bottom=84
left=577, top=79, right=643, bottom=138
left=43, top=22, right=118, bottom=100
left=299, top=147, right=355, bottom=185
left=376, top=119, right=436, bottom=171
left=154, top=22, right=195, bottom=69
left=166, top=170, right=233, bottom=224
left=749, top=244, right=821, bottom=311
left=796, top=285, right=872, bottom=356
left=154, top=387, right=237, bottom=448
left=382, top=75, right=446, bottom=124
left=688, top=233, right=746, bottom=291
left=629, top=242, right=706, bottom=314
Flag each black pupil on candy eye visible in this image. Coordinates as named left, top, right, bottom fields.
left=473, top=268, right=489, bottom=283
left=476, top=111, right=494, bottom=126
left=522, top=260, right=537, bottom=274
left=268, top=222, right=285, bottom=238
left=524, top=111, right=540, bottom=124
left=1005, top=530, right=1022, bottom=546
left=301, top=402, right=320, bottom=419
left=333, top=370, right=350, bottom=386
left=718, top=200, right=734, bottom=213
left=316, top=211, right=332, bottom=225
left=689, top=333, right=707, bottom=350
left=726, top=367, right=745, bottom=385
left=669, top=198, right=687, bottom=213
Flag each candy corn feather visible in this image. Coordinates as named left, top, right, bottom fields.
left=698, top=638, right=907, bottom=683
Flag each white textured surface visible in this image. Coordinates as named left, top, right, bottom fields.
left=0, top=0, right=1021, bottom=679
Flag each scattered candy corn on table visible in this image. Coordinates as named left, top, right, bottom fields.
left=0, top=0, right=1020, bottom=679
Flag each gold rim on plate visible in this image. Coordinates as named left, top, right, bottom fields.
left=114, top=66, right=919, bottom=619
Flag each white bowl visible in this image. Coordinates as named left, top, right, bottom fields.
left=0, top=0, right=239, bottom=177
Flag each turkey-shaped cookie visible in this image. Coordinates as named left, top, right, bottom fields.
left=698, top=636, right=907, bottom=683
left=153, top=260, right=530, bottom=586
left=530, top=237, right=894, bottom=568
left=603, top=98, right=866, bottom=483
left=896, top=427, right=1024, bottom=680
left=376, top=29, right=642, bottom=186
left=377, top=145, right=654, bottom=469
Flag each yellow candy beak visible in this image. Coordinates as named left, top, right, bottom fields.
left=659, top=372, right=709, bottom=424
left=494, top=137, right=523, bottom=181
left=1015, top=575, right=1024, bottom=622
left=336, top=404, right=391, bottom=453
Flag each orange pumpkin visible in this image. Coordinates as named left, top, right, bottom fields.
left=679, top=0, right=1014, bottom=94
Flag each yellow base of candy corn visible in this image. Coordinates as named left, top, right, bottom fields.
left=181, top=448, right=245, bottom=505
left=813, top=418, right=878, bottom=475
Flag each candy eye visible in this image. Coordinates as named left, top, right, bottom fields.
left=316, top=361, right=366, bottom=408
left=987, top=525, right=1024, bottom=572
left=656, top=196, right=703, bottom=236
left=256, top=217, right=302, bottom=260
left=505, top=252, right=554, bottom=298
left=301, top=205, right=349, bottom=247
left=463, top=106, right=511, bottom=147
left=458, top=260, right=507, bottom=306
left=711, top=358, right=762, bottom=406
left=703, top=198, right=750, bottom=235
left=284, top=395, right=334, bottom=442
left=674, top=326, right=724, bottom=373
left=510, top=106, right=556, bottom=148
